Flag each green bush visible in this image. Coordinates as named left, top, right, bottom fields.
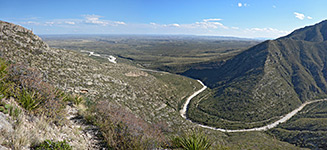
left=171, top=131, right=212, bottom=150
left=33, top=140, right=72, bottom=150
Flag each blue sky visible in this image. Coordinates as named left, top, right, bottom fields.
left=1, top=0, right=326, bottom=38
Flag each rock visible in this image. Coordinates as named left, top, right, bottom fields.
left=0, top=145, right=10, bottom=150
left=0, top=112, right=13, bottom=133
left=86, top=81, right=93, bottom=86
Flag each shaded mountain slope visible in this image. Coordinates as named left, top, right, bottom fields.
left=184, top=20, right=327, bottom=126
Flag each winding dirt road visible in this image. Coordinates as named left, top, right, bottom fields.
left=181, top=80, right=327, bottom=133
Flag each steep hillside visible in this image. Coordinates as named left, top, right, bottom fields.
left=0, top=20, right=205, bottom=149
left=184, top=20, right=327, bottom=128
left=0, top=20, right=203, bottom=127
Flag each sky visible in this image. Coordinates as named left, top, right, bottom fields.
left=1, top=0, right=326, bottom=39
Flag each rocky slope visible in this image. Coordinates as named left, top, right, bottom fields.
left=0, top=20, right=202, bottom=127
left=0, top=20, right=204, bottom=149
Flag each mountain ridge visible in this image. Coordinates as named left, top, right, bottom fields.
left=184, top=20, right=327, bottom=125
left=281, top=19, right=327, bottom=42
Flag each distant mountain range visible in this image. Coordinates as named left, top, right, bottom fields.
left=40, top=34, right=261, bottom=41
left=183, top=20, right=327, bottom=125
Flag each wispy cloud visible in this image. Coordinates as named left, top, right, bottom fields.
left=294, top=12, right=312, bottom=20
left=244, top=27, right=289, bottom=38
left=148, top=19, right=289, bottom=38
left=24, top=21, right=41, bottom=25
left=83, top=14, right=108, bottom=26
left=20, top=14, right=125, bottom=27
left=150, top=22, right=180, bottom=28
left=294, top=12, right=305, bottom=20
left=65, top=21, right=75, bottom=25
left=194, top=20, right=228, bottom=29
left=82, top=14, right=126, bottom=26
left=113, top=21, right=126, bottom=25
left=203, top=18, right=222, bottom=22
left=150, top=18, right=226, bottom=29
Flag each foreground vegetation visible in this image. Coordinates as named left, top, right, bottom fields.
left=0, top=57, right=209, bottom=149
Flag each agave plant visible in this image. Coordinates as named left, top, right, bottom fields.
left=172, top=131, right=212, bottom=150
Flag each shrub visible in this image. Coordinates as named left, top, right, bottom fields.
left=33, top=140, right=72, bottom=150
left=0, top=60, right=67, bottom=124
left=171, top=131, right=212, bottom=150
left=86, top=100, right=166, bottom=149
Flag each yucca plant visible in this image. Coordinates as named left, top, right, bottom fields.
left=0, top=58, right=8, bottom=81
left=33, top=139, right=72, bottom=150
left=172, top=131, right=212, bottom=150
left=19, top=89, right=43, bottom=111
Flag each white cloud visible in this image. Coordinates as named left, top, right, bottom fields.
left=113, top=21, right=126, bottom=25
left=65, top=21, right=75, bottom=25
left=238, top=3, right=248, bottom=7
left=82, top=14, right=126, bottom=26
left=150, top=19, right=227, bottom=29
left=169, top=23, right=180, bottom=27
left=194, top=18, right=227, bottom=29
left=83, top=14, right=108, bottom=26
left=203, top=18, right=222, bottom=22
left=149, top=22, right=180, bottom=27
left=294, top=12, right=313, bottom=20
left=272, top=5, right=276, bottom=8
left=294, top=12, right=305, bottom=20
